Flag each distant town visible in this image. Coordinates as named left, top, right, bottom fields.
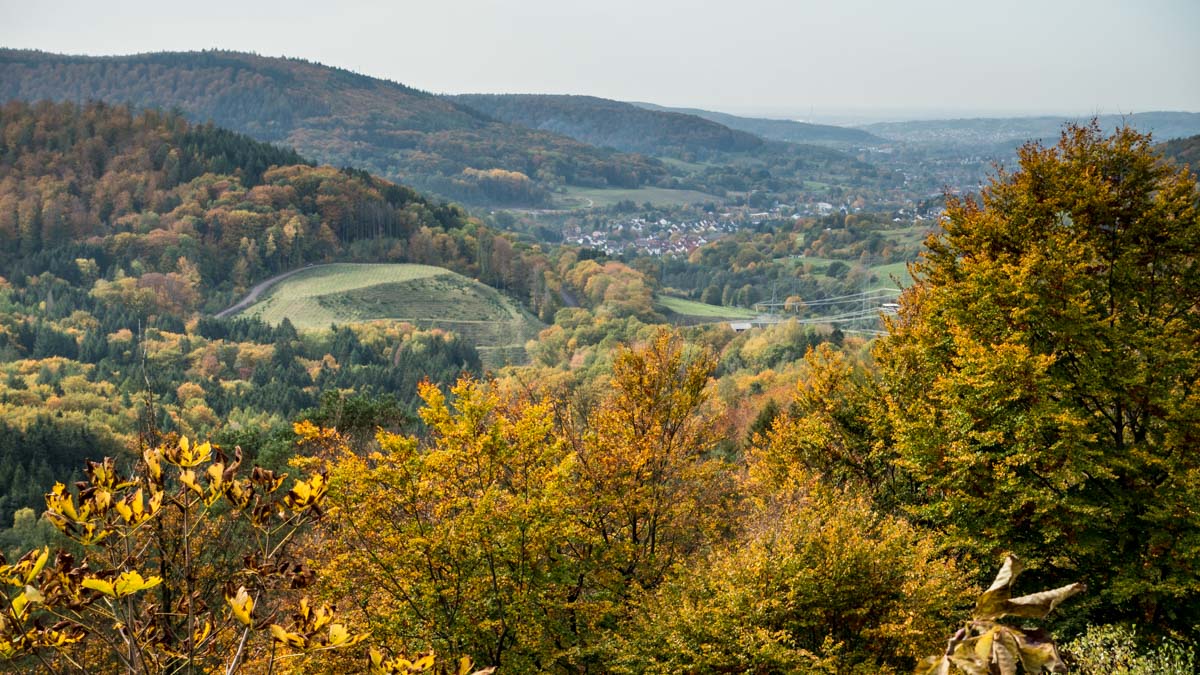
left=562, top=199, right=943, bottom=256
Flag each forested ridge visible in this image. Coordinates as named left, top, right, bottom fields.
left=0, top=100, right=563, bottom=311
left=632, top=100, right=883, bottom=145
left=0, top=49, right=671, bottom=205
left=0, top=100, right=544, bottom=525
left=0, top=100, right=1197, bottom=674
left=450, top=93, right=899, bottom=198
left=452, top=94, right=767, bottom=157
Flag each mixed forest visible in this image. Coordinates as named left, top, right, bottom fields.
left=0, top=50, right=671, bottom=206
left=0, top=85, right=1197, bottom=674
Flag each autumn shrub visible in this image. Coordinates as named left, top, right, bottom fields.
left=314, top=380, right=580, bottom=672
left=605, top=478, right=973, bottom=674
left=0, top=436, right=366, bottom=673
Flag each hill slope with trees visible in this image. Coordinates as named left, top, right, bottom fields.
left=451, top=93, right=900, bottom=199
left=632, top=100, right=883, bottom=145
left=1161, top=133, right=1200, bottom=170
left=0, top=95, right=1197, bottom=673
left=453, top=93, right=767, bottom=156
left=0, top=49, right=669, bottom=205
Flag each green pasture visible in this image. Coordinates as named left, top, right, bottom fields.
left=656, top=295, right=758, bottom=319
left=236, top=264, right=542, bottom=367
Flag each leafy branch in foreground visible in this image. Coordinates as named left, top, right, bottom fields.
left=917, top=555, right=1084, bottom=674
left=0, top=437, right=364, bottom=672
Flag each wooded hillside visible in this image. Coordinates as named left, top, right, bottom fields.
left=0, top=50, right=670, bottom=204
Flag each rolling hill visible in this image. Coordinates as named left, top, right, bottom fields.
left=449, top=93, right=898, bottom=197
left=234, top=263, right=543, bottom=367
left=0, top=49, right=669, bottom=205
left=631, top=102, right=882, bottom=146
left=452, top=94, right=765, bottom=157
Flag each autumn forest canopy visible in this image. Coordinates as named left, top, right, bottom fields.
left=0, top=63, right=1197, bottom=675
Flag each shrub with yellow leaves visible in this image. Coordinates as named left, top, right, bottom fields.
left=368, top=649, right=496, bottom=675
left=0, top=436, right=366, bottom=673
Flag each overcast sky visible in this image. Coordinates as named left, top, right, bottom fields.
left=2, top=0, right=1197, bottom=123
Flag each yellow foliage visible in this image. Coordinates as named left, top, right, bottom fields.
left=608, top=476, right=974, bottom=673
left=317, top=376, right=576, bottom=671
left=0, top=434, right=354, bottom=672
left=80, top=570, right=162, bottom=598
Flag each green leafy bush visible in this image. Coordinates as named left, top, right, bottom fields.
left=1063, top=624, right=1196, bottom=675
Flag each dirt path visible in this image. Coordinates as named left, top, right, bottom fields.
left=214, top=265, right=328, bottom=318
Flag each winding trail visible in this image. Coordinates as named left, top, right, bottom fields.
left=214, top=265, right=330, bottom=318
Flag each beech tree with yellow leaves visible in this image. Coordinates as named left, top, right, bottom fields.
left=568, top=329, right=734, bottom=600
left=608, top=478, right=973, bottom=674
left=316, top=379, right=578, bottom=672
left=313, top=329, right=735, bottom=671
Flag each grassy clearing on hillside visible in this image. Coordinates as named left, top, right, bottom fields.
left=558, top=186, right=719, bottom=208
left=868, top=261, right=913, bottom=289
left=657, top=295, right=758, bottom=319
left=320, top=277, right=513, bottom=323
left=236, top=263, right=542, bottom=367
left=885, top=224, right=936, bottom=249
left=775, top=255, right=913, bottom=289
left=237, top=264, right=449, bottom=329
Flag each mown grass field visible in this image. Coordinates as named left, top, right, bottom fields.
left=656, top=295, right=758, bottom=319
left=236, top=264, right=543, bottom=367
left=557, top=185, right=719, bottom=208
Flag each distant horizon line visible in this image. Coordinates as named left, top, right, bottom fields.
left=4, top=46, right=1197, bottom=127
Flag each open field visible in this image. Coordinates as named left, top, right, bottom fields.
left=657, top=295, right=758, bottom=319
left=235, top=264, right=543, bottom=367
left=557, top=185, right=719, bottom=208
left=867, top=261, right=913, bottom=289
left=883, top=224, right=936, bottom=249
left=776, top=255, right=914, bottom=289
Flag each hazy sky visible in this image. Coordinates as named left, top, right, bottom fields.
left=2, top=0, right=1197, bottom=122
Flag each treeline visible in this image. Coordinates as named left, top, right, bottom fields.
left=0, top=417, right=121, bottom=527
left=0, top=275, right=483, bottom=517
left=1160, top=133, right=1200, bottom=169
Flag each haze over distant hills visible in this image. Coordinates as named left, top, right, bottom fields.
left=0, top=49, right=669, bottom=205
left=6, top=48, right=1188, bottom=213
left=860, top=112, right=1200, bottom=146
left=631, top=102, right=883, bottom=146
